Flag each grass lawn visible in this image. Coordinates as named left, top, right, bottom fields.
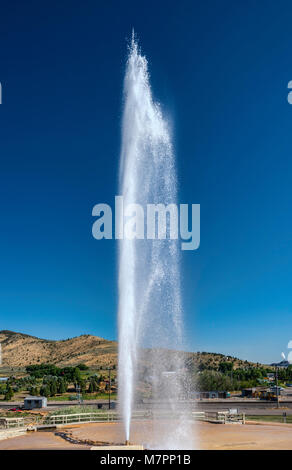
left=247, top=415, right=292, bottom=424
left=82, top=393, right=117, bottom=400
left=47, top=395, right=75, bottom=401
left=47, top=393, right=117, bottom=401
left=47, top=405, right=117, bottom=416
left=0, top=410, right=35, bottom=418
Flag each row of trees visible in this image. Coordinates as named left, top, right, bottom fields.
left=194, top=370, right=255, bottom=392
left=192, top=364, right=279, bottom=392
left=187, top=360, right=277, bottom=389
left=38, top=377, right=67, bottom=397
left=0, top=375, right=39, bottom=400
left=278, top=366, right=292, bottom=381
left=0, top=363, right=113, bottom=400
left=0, top=383, right=14, bottom=400
left=26, top=363, right=89, bottom=379
left=37, top=374, right=106, bottom=397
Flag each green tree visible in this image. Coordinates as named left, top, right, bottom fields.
left=73, top=367, right=82, bottom=383
left=29, top=386, right=40, bottom=396
left=80, top=380, right=87, bottom=394
left=40, top=385, right=50, bottom=397
left=88, top=378, right=99, bottom=393
left=57, top=379, right=67, bottom=394
left=219, top=362, right=233, bottom=373
left=196, top=370, right=235, bottom=392
left=77, top=363, right=89, bottom=371
left=49, top=381, right=57, bottom=397
left=4, top=384, right=13, bottom=401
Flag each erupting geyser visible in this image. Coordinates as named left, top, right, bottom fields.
left=118, top=34, right=193, bottom=449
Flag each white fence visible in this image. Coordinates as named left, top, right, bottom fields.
left=47, top=412, right=117, bottom=425
left=0, top=410, right=245, bottom=430
left=192, top=411, right=245, bottom=424
left=47, top=410, right=245, bottom=426
left=0, top=417, right=30, bottom=429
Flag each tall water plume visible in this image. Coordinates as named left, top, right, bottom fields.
left=118, top=35, right=193, bottom=449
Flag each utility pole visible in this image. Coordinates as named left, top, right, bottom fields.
left=276, top=366, right=279, bottom=409
left=107, top=367, right=112, bottom=410
left=76, top=384, right=81, bottom=404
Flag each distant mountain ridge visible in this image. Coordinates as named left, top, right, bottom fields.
left=270, top=360, right=291, bottom=368
left=0, top=330, right=264, bottom=369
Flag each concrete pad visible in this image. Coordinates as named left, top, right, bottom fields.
left=0, top=428, right=27, bottom=441
left=91, top=445, right=144, bottom=450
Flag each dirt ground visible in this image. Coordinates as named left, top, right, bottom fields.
left=1, top=420, right=292, bottom=450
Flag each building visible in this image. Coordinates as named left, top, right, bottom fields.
left=270, top=386, right=282, bottom=395
left=241, top=388, right=256, bottom=398
left=194, top=391, right=230, bottom=399
left=241, top=386, right=280, bottom=400
left=23, top=396, right=47, bottom=410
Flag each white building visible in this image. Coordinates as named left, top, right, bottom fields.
left=24, top=396, right=47, bottom=410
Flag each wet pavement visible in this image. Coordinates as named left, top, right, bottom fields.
left=1, top=420, right=292, bottom=450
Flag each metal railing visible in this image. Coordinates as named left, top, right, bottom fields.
left=0, top=417, right=35, bottom=429
left=46, top=409, right=159, bottom=426
left=192, top=411, right=245, bottom=424
left=47, top=412, right=117, bottom=425
left=0, top=410, right=246, bottom=429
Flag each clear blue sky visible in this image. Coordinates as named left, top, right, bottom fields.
left=1, top=0, right=292, bottom=364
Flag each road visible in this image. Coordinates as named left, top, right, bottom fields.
left=2, top=396, right=292, bottom=416
left=0, top=399, right=114, bottom=410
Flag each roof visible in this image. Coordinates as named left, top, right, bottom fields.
left=24, top=396, right=46, bottom=400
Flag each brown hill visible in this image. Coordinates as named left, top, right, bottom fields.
left=0, top=330, right=117, bottom=368
left=0, top=330, right=263, bottom=370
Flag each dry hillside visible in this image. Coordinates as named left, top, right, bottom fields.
left=0, top=330, right=117, bottom=368
left=0, top=330, right=263, bottom=370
